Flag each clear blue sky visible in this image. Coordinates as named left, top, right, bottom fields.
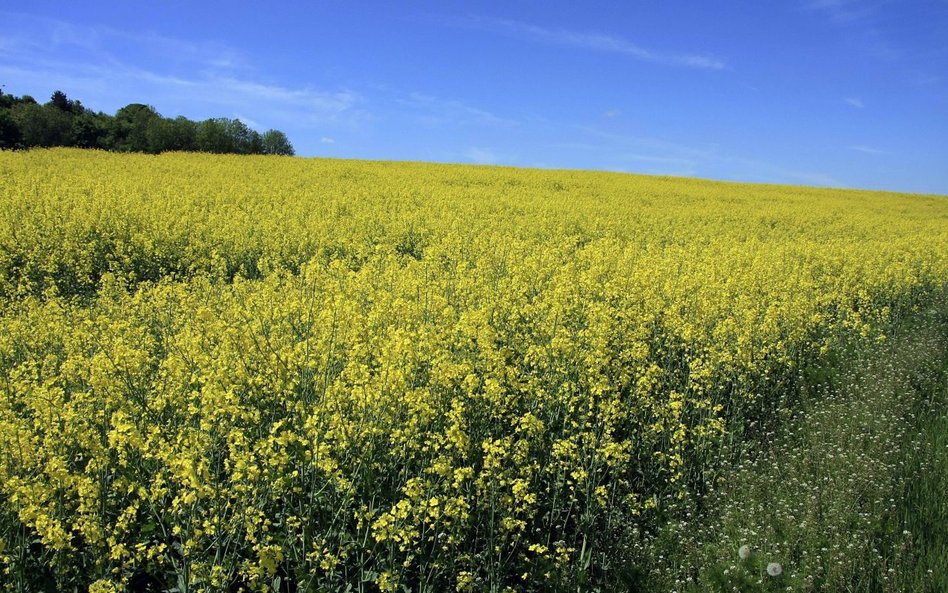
left=2, top=1, right=947, bottom=194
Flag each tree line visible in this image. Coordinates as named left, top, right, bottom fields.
left=0, top=87, right=295, bottom=155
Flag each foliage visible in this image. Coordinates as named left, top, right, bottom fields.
left=261, top=130, right=295, bottom=156
left=0, top=88, right=294, bottom=156
left=0, top=149, right=945, bottom=591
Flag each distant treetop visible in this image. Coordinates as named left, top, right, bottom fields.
left=0, top=86, right=295, bottom=156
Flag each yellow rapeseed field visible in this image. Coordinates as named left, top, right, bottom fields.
left=0, top=148, right=946, bottom=592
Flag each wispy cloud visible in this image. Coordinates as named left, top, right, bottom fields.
left=807, top=0, right=877, bottom=24
left=618, top=153, right=697, bottom=166
left=910, top=72, right=941, bottom=86
left=848, top=144, right=887, bottom=154
left=721, top=156, right=845, bottom=187
left=804, top=0, right=909, bottom=62
left=400, top=92, right=518, bottom=128
left=845, top=97, right=865, bottom=108
left=466, top=147, right=499, bottom=165
left=320, top=137, right=336, bottom=144
left=805, top=0, right=948, bottom=101
left=0, top=11, right=368, bottom=130
left=0, top=11, right=247, bottom=74
left=615, top=153, right=698, bottom=177
left=234, top=114, right=263, bottom=130
left=603, top=109, right=622, bottom=118
left=571, top=123, right=845, bottom=186
left=574, top=124, right=720, bottom=161
left=454, top=16, right=726, bottom=70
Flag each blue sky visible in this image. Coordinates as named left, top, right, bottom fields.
left=2, top=1, right=947, bottom=194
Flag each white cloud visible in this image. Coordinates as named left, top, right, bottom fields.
left=911, top=72, right=941, bottom=86
left=845, top=97, right=865, bottom=108
left=234, top=114, right=263, bottom=130
left=572, top=124, right=845, bottom=187
left=604, top=109, right=622, bottom=118
left=575, top=124, right=719, bottom=161
left=401, top=92, right=518, bottom=128
left=457, top=16, right=726, bottom=70
left=321, top=137, right=336, bottom=144
left=804, top=0, right=910, bottom=63
left=0, top=12, right=368, bottom=130
left=466, top=147, right=499, bottom=165
left=806, top=0, right=876, bottom=24
left=848, top=144, right=887, bottom=154
left=618, top=153, right=696, bottom=166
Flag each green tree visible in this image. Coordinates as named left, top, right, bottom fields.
left=110, top=103, right=160, bottom=152
left=12, top=103, right=73, bottom=147
left=261, top=129, right=295, bottom=155
left=0, top=108, right=22, bottom=149
left=225, top=118, right=254, bottom=154
left=49, top=90, right=74, bottom=113
left=0, top=88, right=14, bottom=110
left=196, top=118, right=233, bottom=153
left=1, top=86, right=293, bottom=155
left=146, top=116, right=197, bottom=153
left=71, top=112, right=109, bottom=149
left=248, top=130, right=264, bottom=154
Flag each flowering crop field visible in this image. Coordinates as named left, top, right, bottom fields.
left=0, top=148, right=946, bottom=592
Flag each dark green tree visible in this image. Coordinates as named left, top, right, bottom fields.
left=110, top=103, right=160, bottom=152
left=12, top=103, right=73, bottom=147
left=196, top=118, right=234, bottom=153
left=0, top=108, right=22, bottom=149
left=225, top=118, right=254, bottom=154
left=261, top=129, right=295, bottom=155
left=146, top=116, right=197, bottom=153
left=0, top=88, right=14, bottom=110
left=71, top=112, right=110, bottom=149
left=249, top=130, right=264, bottom=154
left=49, top=90, right=74, bottom=113
left=0, top=86, right=295, bottom=156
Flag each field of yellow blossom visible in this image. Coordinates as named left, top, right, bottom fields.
left=0, top=148, right=946, bottom=592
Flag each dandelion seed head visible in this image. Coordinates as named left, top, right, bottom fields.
left=767, top=562, right=783, bottom=576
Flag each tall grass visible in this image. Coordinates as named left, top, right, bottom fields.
left=643, top=296, right=948, bottom=592
left=888, top=304, right=948, bottom=593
